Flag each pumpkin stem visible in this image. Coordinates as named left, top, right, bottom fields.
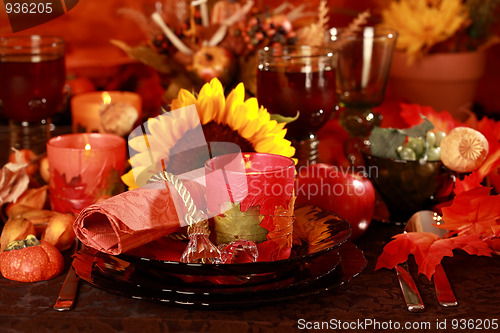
left=4, top=235, right=41, bottom=252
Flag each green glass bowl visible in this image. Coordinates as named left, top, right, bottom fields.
left=362, top=151, right=454, bottom=224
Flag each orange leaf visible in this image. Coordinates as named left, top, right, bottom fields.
left=376, top=232, right=492, bottom=279
left=420, top=236, right=492, bottom=279
left=399, top=103, right=462, bottom=133
left=454, top=171, right=483, bottom=195
left=376, top=232, right=438, bottom=271
left=441, top=187, right=500, bottom=237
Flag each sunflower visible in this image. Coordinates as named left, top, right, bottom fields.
left=122, top=78, right=296, bottom=189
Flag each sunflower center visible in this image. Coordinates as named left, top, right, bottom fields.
left=166, top=121, right=255, bottom=174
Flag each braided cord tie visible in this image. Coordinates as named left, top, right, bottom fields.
left=149, top=171, right=206, bottom=228
left=149, top=171, right=220, bottom=263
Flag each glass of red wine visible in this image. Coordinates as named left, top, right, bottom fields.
left=328, top=27, right=398, bottom=166
left=0, top=35, right=66, bottom=155
left=257, top=45, right=336, bottom=168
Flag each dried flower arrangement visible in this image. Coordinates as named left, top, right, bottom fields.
left=112, top=0, right=333, bottom=101
left=379, top=0, right=500, bottom=62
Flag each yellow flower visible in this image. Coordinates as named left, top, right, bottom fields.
left=380, top=0, right=468, bottom=62
left=122, top=78, right=295, bottom=189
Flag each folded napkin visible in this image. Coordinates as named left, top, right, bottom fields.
left=74, top=179, right=205, bottom=255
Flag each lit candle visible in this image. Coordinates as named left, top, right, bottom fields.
left=204, top=153, right=295, bottom=261
left=71, top=91, right=142, bottom=135
left=47, top=133, right=126, bottom=214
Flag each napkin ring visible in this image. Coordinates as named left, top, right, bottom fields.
left=149, top=171, right=221, bottom=264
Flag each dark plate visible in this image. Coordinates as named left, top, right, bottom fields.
left=73, top=242, right=366, bottom=309
left=117, top=204, right=352, bottom=284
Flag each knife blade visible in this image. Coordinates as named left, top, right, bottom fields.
left=53, top=241, right=81, bottom=311
left=395, top=262, right=425, bottom=312
left=433, top=263, right=458, bottom=307
left=53, top=264, right=80, bottom=311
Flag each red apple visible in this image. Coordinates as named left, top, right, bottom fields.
left=295, top=163, right=376, bottom=240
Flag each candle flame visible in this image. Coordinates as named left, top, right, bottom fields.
left=85, top=143, right=91, bottom=151
left=102, top=92, right=112, bottom=105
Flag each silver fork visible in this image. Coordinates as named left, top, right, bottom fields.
left=405, top=211, right=458, bottom=308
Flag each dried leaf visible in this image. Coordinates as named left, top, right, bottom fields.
left=5, top=185, right=48, bottom=217
left=0, top=162, right=30, bottom=207
left=0, top=218, right=36, bottom=251
left=296, top=0, right=330, bottom=47
left=110, top=39, right=173, bottom=74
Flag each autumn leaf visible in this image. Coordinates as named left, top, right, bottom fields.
left=376, top=232, right=492, bottom=279
left=440, top=186, right=500, bottom=237
left=399, top=103, right=462, bottom=133
left=454, top=171, right=483, bottom=195
left=0, top=162, right=30, bottom=206
left=376, top=232, right=438, bottom=272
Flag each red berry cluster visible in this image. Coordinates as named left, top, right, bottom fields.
left=237, top=15, right=297, bottom=52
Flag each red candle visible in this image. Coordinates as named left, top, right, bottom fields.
left=205, top=153, right=295, bottom=261
left=47, top=133, right=126, bottom=214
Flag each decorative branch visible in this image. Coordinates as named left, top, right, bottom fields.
left=151, top=12, right=193, bottom=55
left=208, top=0, right=255, bottom=47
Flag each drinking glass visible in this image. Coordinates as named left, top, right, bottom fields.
left=328, top=27, right=397, bottom=165
left=257, top=45, right=337, bottom=168
left=0, top=35, right=66, bottom=155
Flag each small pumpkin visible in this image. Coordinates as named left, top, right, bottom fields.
left=0, top=234, right=64, bottom=282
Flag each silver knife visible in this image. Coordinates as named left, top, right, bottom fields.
left=433, top=263, right=458, bottom=307
left=53, top=264, right=80, bottom=311
left=53, top=241, right=81, bottom=311
left=395, top=262, right=425, bottom=312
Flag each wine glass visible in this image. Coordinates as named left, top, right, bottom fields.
left=257, top=45, right=337, bottom=168
left=0, top=35, right=66, bottom=155
left=328, top=27, right=397, bottom=165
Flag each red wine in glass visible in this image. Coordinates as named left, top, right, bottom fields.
left=257, top=68, right=336, bottom=141
left=0, top=55, right=65, bottom=122
left=257, top=46, right=336, bottom=167
left=0, top=35, right=66, bottom=155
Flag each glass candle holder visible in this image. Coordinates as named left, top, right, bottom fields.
left=205, top=153, right=295, bottom=261
left=47, top=133, right=126, bottom=214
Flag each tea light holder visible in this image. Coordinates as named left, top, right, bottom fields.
left=71, top=91, right=142, bottom=136
left=47, top=133, right=126, bottom=214
left=205, top=153, right=296, bottom=261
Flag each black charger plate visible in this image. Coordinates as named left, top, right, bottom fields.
left=73, top=242, right=366, bottom=309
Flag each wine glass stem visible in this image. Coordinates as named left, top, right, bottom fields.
left=9, top=119, right=51, bottom=155
left=292, top=135, right=319, bottom=169
left=339, top=107, right=382, bottom=138
left=339, top=107, right=382, bottom=166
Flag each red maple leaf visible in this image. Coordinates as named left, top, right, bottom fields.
left=440, top=186, right=500, bottom=237
left=399, top=103, right=462, bottom=133
left=376, top=232, right=492, bottom=279
left=454, top=171, right=484, bottom=195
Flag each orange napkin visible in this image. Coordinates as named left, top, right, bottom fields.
left=74, top=179, right=204, bottom=255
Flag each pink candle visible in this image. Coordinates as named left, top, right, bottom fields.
left=47, top=133, right=126, bottom=214
left=205, top=153, right=295, bottom=261
left=71, top=91, right=141, bottom=135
